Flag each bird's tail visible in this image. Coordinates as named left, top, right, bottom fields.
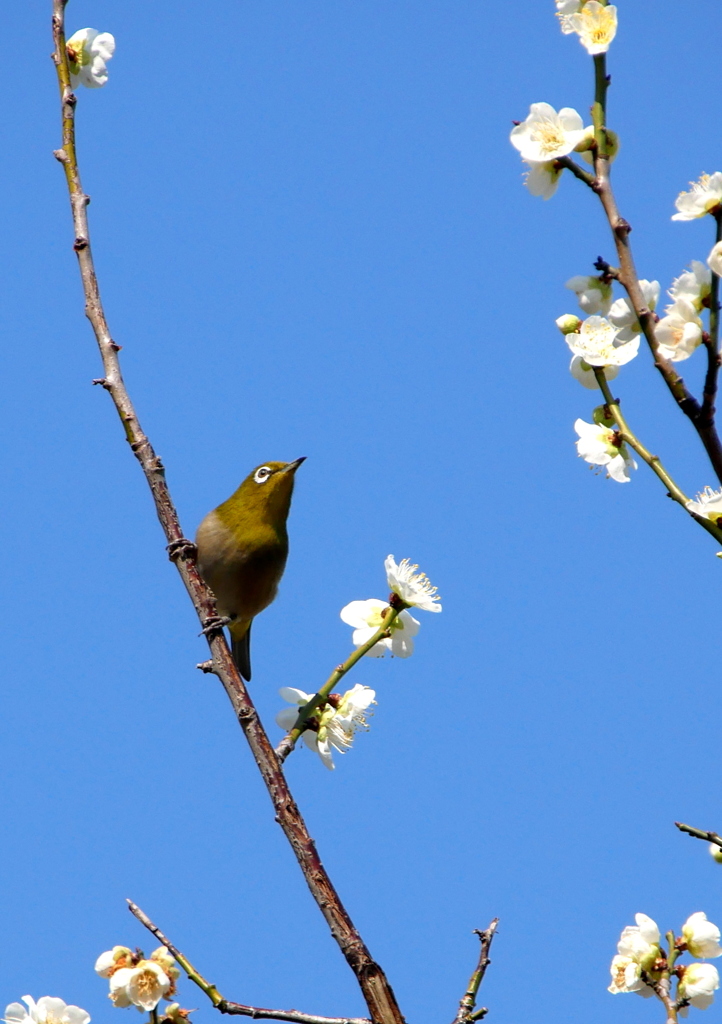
left=230, top=619, right=253, bottom=681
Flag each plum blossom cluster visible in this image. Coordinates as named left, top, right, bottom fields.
left=66, top=29, right=115, bottom=88
left=276, top=684, right=376, bottom=770
left=609, top=912, right=721, bottom=1015
left=275, top=556, right=440, bottom=769
left=555, top=1, right=618, bottom=54
left=340, top=555, right=442, bottom=659
left=95, top=945, right=179, bottom=1011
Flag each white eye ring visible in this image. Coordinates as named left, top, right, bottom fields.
left=254, top=466, right=272, bottom=484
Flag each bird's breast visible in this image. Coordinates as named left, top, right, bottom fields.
left=195, top=510, right=289, bottom=621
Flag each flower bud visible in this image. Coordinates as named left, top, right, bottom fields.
left=593, top=405, right=616, bottom=428
left=556, top=314, right=582, bottom=335
left=710, top=843, right=722, bottom=864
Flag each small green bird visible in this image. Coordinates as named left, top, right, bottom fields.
left=196, top=458, right=305, bottom=681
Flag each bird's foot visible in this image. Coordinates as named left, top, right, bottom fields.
left=200, top=614, right=232, bottom=638
left=167, top=537, right=197, bottom=562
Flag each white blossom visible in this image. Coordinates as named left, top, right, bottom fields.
left=110, top=962, right=171, bottom=1012
left=4, top=1000, right=90, bottom=1024
left=608, top=280, right=660, bottom=341
left=683, top=913, right=722, bottom=959
left=567, top=2, right=618, bottom=55
left=276, top=685, right=375, bottom=770
left=656, top=299, right=703, bottom=362
left=556, top=0, right=582, bottom=34
left=385, top=555, right=441, bottom=612
left=66, top=29, right=115, bottom=89
left=709, top=843, right=722, bottom=864
left=608, top=914, right=660, bottom=997
left=565, top=275, right=613, bottom=315
left=669, top=262, right=712, bottom=311
left=95, top=948, right=133, bottom=978
left=510, top=103, right=587, bottom=163
left=708, top=242, right=722, bottom=278
left=679, top=963, right=720, bottom=1013
left=523, top=160, right=563, bottom=199
left=673, top=173, right=722, bottom=222
left=574, top=418, right=637, bottom=483
left=686, top=487, right=722, bottom=522
left=564, top=315, right=639, bottom=368
left=340, top=599, right=420, bottom=658
left=608, top=955, right=654, bottom=997
left=569, top=355, right=619, bottom=390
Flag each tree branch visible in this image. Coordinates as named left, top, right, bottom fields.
left=593, top=370, right=722, bottom=546
left=128, top=902, right=370, bottom=1024
left=701, top=211, right=722, bottom=428
left=675, top=821, right=722, bottom=849
left=51, top=8, right=403, bottom=1024
left=450, top=921, right=499, bottom=1024
left=589, top=53, right=722, bottom=485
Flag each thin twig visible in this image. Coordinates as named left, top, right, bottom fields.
left=555, top=155, right=595, bottom=189
left=51, top=9, right=403, bottom=1024
left=127, top=902, right=370, bottom=1024
left=593, top=370, right=722, bottom=546
left=451, top=920, right=499, bottom=1024
left=675, top=822, right=722, bottom=849
left=588, top=53, right=722, bottom=484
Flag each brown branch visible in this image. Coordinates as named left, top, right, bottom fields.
left=450, top=921, right=499, bottom=1024
left=675, top=821, right=722, bottom=848
left=127, top=902, right=370, bottom=1024
left=589, top=56, right=722, bottom=485
left=701, top=212, right=722, bottom=427
left=51, top=8, right=403, bottom=1024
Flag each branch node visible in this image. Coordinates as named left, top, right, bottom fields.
left=196, top=660, right=218, bottom=675
left=92, top=377, right=111, bottom=389
left=73, top=236, right=88, bottom=251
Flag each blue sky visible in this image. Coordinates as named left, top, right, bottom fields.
left=3, top=3, right=722, bottom=1024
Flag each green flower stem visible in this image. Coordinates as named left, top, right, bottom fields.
left=675, top=821, right=722, bottom=848
left=593, top=369, right=722, bottom=545
left=276, top=603, right=406, bottom=761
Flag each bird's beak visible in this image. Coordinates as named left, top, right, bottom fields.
left=283, top=457, right=307, bottom=473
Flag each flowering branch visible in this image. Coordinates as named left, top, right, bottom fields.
left=126, top=903, right=370, bottom=1024
left=50, top=6, right=403, bottom=1024
left=592, top=369, right=722, bottom=545
left=587, top=54, right=722, bottom=484
left=275, top=599, right=404, bottom=763
left=675, top=822, right=722, bottom=849
left=450, top=920, right=499, bottom=1024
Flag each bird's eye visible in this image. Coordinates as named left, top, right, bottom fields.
left=254, top=466, right=272, bottom=484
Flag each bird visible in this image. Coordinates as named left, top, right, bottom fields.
left=195, top=458, right=305, bottom=681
